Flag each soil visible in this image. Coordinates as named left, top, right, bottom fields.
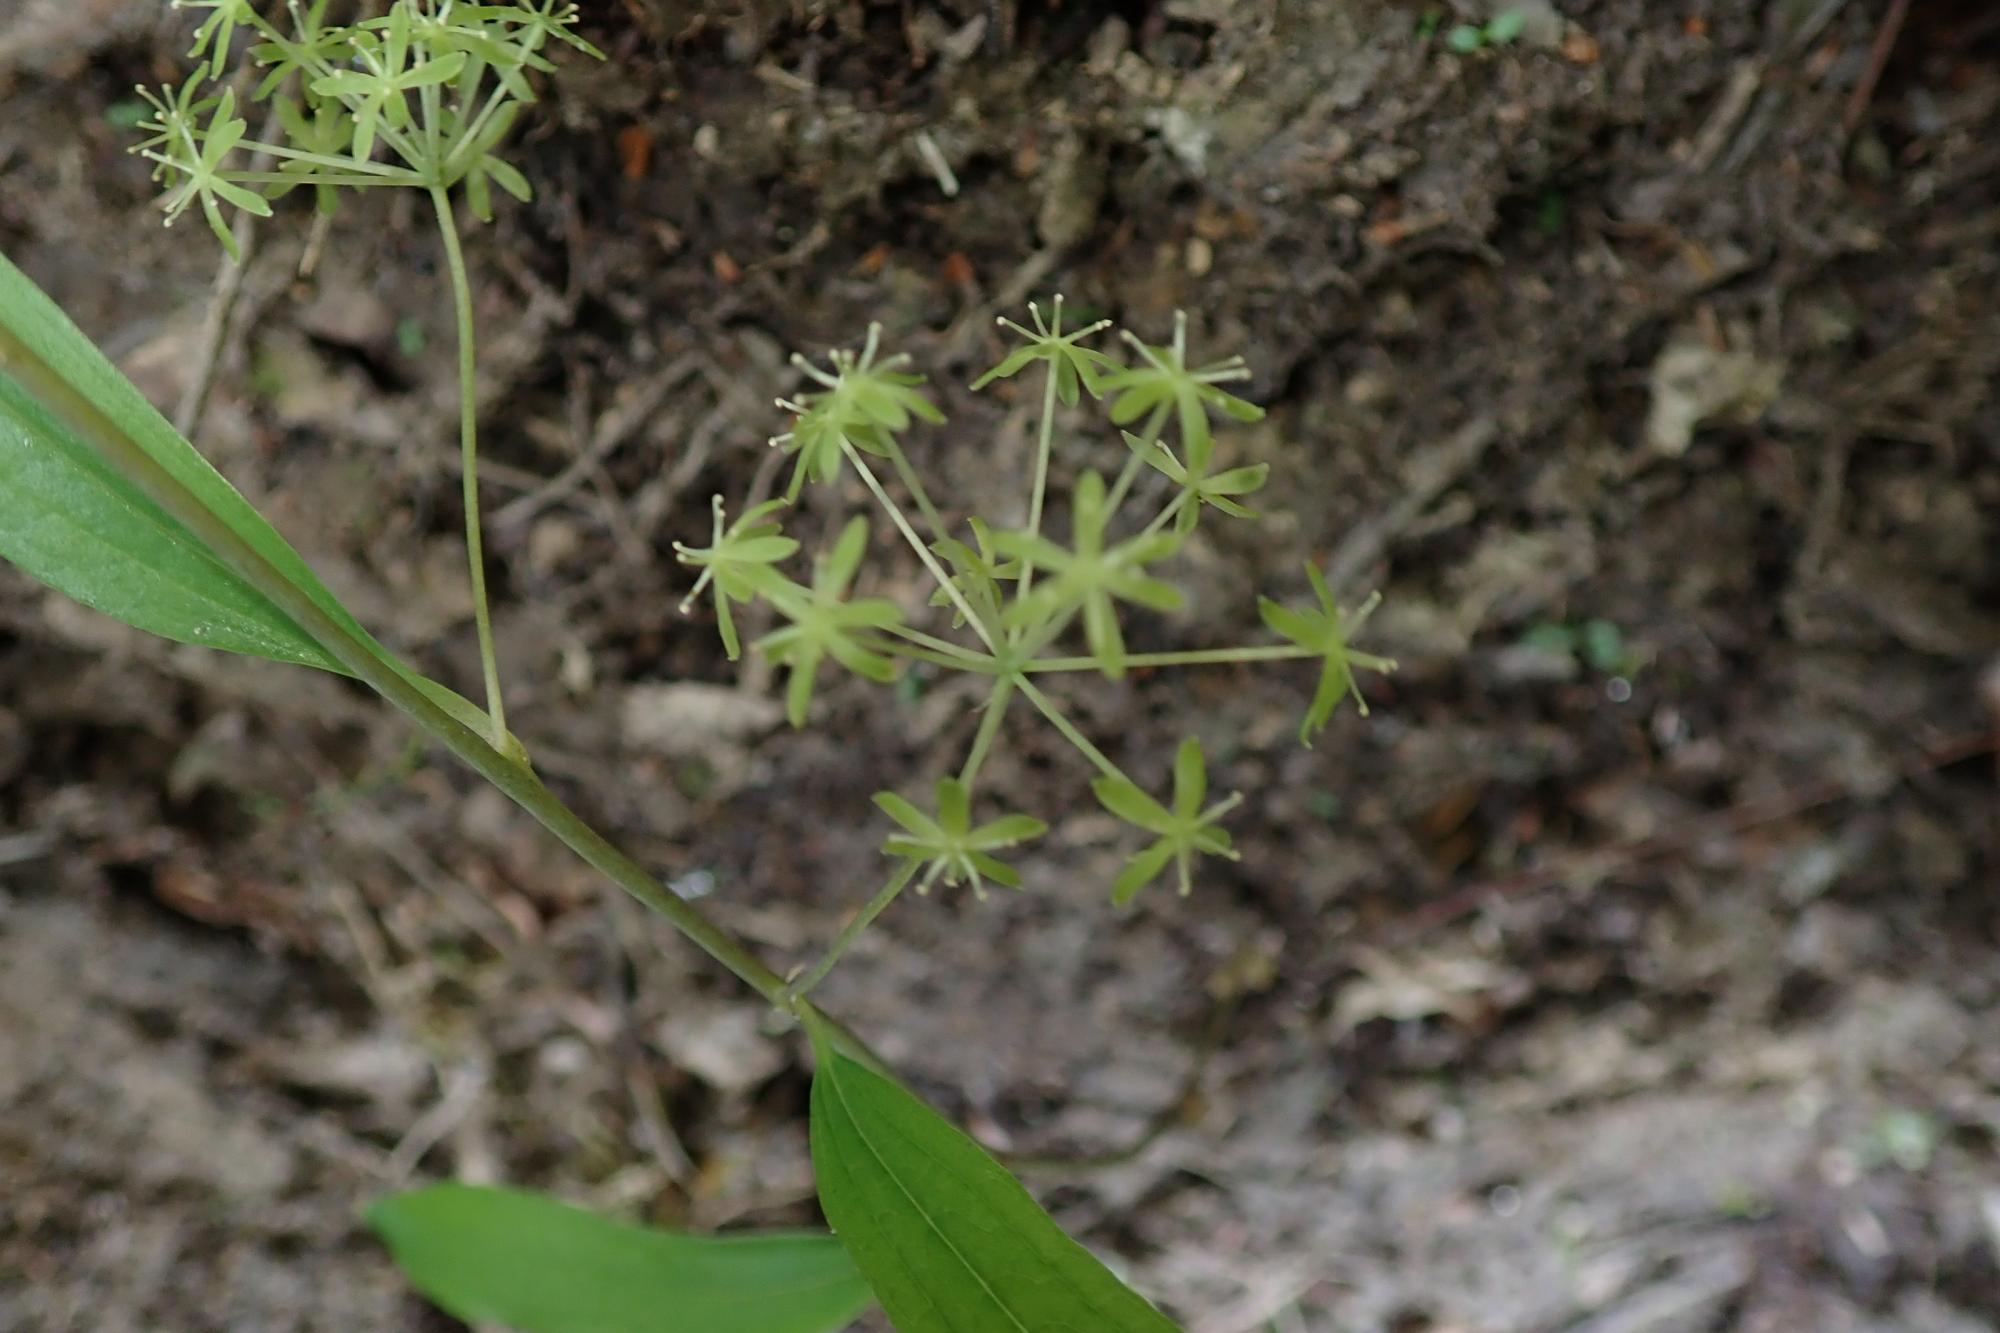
left=3, top=2, right=1998, bottom=1331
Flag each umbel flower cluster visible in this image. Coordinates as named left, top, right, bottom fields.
left=134, top=0, right=603, bottom=752
left=677, top=300, right=1395, bottom=958
left=136, top=1, right=598, bottom=257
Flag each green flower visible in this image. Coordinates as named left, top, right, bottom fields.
left=771, top=324, right=944, bottom=499
left=266, top=94, right=355, bottom=213
left=248, top=1, right=350, bottom=100
left=992, top=471, right=1181, bottom=678
left=447, top=102, right=533, bottom=221
left=1121, top=430, right=1269, bottom=534
left=971, top=294, right=1119, bottom=406
left=1100, top=311, right=1265, bottom=467
left=673, top=496, right=799, bottom=660
left=756, top=517, right=903, bottom=726
left=1092, top=738, right=1241, bottom=902
left=173, top=0, right=256, bottom=78
left=470, top=1, right=603, bottom=59
left=929, top=517, right=1019, bottom=629
left=874, top=778, right=1047, bottom=898
left=312, top=5, right=468, bottom=161
left=1258, top=568, right=1396, bottom=745
left=134, top=82, right=274, bottom=260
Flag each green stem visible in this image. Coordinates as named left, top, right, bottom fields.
left=958, top=677, right=1016, bottom=787
left=1012, top=366, right=1062, bottom=613
left=215, top=171, right=416, bottom=189
left=1025, top=644, right=1315, bottom=672
left=880, top=622, right=996, bottom=668
left=1015, top=677, right=1130, bottom=785
left=790, top=861, right=920, bottom=1001
left=863, top=638, right=992, bottom=673
left=0, top=318, right=895, bottom=1082
left=884, top=440, right=950, bottom=545
left=429, top=185, right=507, bottom=748
left=844, top=443, right=999, bottom=652
left=230, top=142, right=425, bottom=178
left=1103, top=402, right=1169, bottom=519
left=1138, top=492, right=1187, bottom=541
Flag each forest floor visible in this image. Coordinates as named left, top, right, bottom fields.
left=2, top=2, right=1997, bottom=1330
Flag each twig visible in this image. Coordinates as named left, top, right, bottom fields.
left=0, top=828, right=55, bottom=868
left=174, top=108, right=282, bottom=438
left=1323, top=414, right=1497, bottom=594
left=1844, top=0, right=1913, bottom=136
left=493, top=353, right=702, bottom=529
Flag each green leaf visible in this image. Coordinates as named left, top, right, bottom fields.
left=0, top=250, right=531, bottom=767
left=0, top=249, right=345, bottom=670
left=368, top=1184, right=873, bottom=1333
left=806, top=1021, right=1182, bottom=1333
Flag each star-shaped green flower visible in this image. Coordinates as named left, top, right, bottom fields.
left=134, top=82, right=274, bottom=260
left=755, top=516, right=904, bottom=726
left=173, top=0, right=255, bottom=78
left=1121, top=430, right=1270, bottom=534
left=312, top=5, right=468, bottom=161
left=1092, top=738, right=1242, bottom=902
left=874, top=778, right=1047, bottom=898
left=1100, top=311, right=1266, bottom=468
left=992, top=470, right=1181, bottom=678
left=673, top=496, right=799, bottom=660
left=929, top=517, right=1020, bottom=629
left=971, top=294, right=1119, bottom=406
left=771, top=324, right=944, bottom=499
left=1258, top=568, right=1397, bottom=746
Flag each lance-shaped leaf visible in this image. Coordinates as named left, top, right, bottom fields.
left=0, top=250, right=530, bottom=766
left=806, top=1017, right=1183, bottom=1333
left=369, top=1183, right=873, bottom=1333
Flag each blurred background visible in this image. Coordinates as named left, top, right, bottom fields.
left=2, top=2, right=1997, bottom=1329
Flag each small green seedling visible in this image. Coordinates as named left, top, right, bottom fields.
left=1445, top=8, right=1527, bottom=53
left=1519, top=617, right=1642, bottom=677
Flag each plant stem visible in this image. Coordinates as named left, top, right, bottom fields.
left=879, top=622, right=995, bottom=668
left=1103, top=402, right=1169, bottom=519
left=430, top=185, right=507, bottom=747
left=1138, top=492, right=1187, bottom=541
left=1025, top=644, right=1314, bottom=672
left=1012, top=366, right=1062, bottom=613
left=0, top=321, right=901, bottom=1079
left=884, top=440, right=949, bottom=545
left=790, top=861, right=920, bottom=1001
left=865, top=638, right=991, bottom=673
left=1015, top=677, right=1130, bottom=784
left=844, top=443, right=999, bottom=651
left=959, top=677, right=1015, bottom=787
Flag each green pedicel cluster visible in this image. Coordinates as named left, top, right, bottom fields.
left=677, top=300, right=1396, bottom=986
